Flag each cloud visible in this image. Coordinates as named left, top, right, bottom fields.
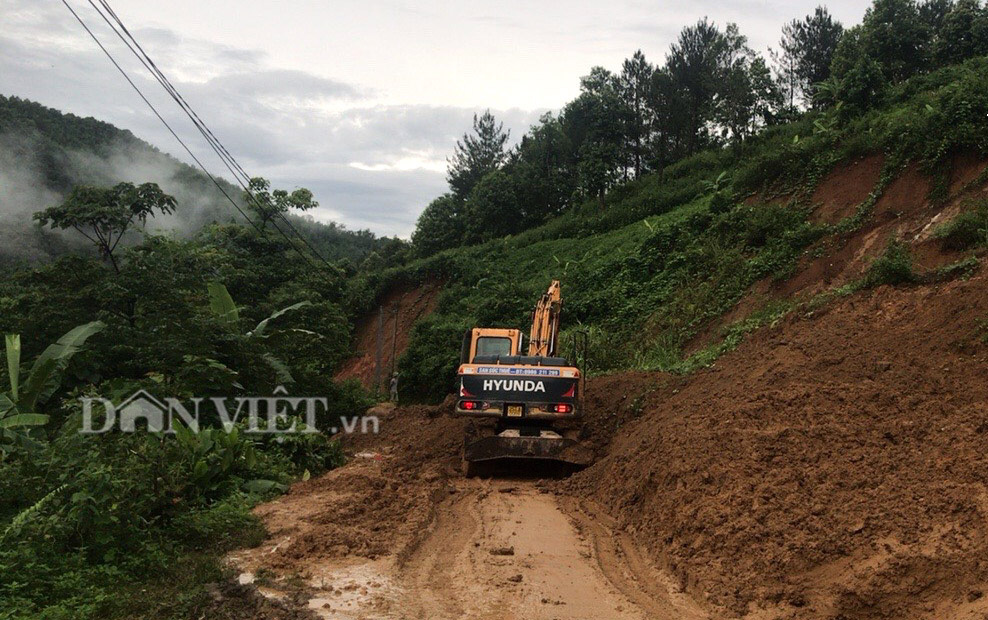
left=0, top=0, right=542, bottom=238
left=196, top=70, right=365, bottom=102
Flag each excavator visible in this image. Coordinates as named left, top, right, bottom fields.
left=454, top=280, right=591, bottom=475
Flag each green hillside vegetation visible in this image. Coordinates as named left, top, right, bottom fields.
left=1, top=0, right=988, bottom=617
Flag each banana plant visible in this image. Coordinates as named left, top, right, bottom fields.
left=206, top=282, right=312, bottom=384
left=2, top=321, right=105, bottom=457
left=701, top=171, right=731, bottom=194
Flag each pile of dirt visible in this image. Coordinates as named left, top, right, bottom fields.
left=335, top=281, right=442, bottom=391
left=563, top=272, right=988, bottom=618
left=232, top=401, right=462, bottom=577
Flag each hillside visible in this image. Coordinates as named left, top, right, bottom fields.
left=0, top=95, right=390, bottom=265
left=377, top=58, right=988, bottom=404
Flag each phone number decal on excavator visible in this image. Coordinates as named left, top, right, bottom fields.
left=475, top=367, right=561, bottom=376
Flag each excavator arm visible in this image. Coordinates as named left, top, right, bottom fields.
left=527, top=280, right=562, bottom=357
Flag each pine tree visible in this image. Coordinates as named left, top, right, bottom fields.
left=619, top=50, right=655, bottom=178
left=446, top=111, right=510, bottom=200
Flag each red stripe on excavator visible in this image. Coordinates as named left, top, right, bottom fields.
left=562, top=383, right=575, bottom=398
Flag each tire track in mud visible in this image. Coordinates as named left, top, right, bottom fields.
left=562, top=496, right=710, bottom=620
left=231, top=472, right=710, bottom=619
left=397, top=487, right=488, bottom=618
left=393, top=477, right=708, bottom=620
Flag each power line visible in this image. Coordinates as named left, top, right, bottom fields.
left=81, top=0, right=317, bottom=268
left=61, top=0, right=328, bottom=270
left=59, top=0, right=267, bottom=236
left=88, top=0, right=338, bottom=270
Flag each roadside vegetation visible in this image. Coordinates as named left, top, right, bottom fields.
left=0, top=186, right=372, bottom=617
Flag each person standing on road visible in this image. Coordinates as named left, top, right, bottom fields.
left=389, top=372, right=399, bottom=403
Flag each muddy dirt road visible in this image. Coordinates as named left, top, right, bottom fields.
left=232, top=464, right=708, bottom=620
left=397, top=477, right=707, bottom=620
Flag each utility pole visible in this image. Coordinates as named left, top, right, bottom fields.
left=389, top=301, right=400, bottom=378
left=374, top=307, right=383, bottom=394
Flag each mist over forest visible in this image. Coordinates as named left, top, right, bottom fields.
left=0, top=95, right=391, bottom=267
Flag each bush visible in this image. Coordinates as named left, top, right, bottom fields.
left=933, top=202, right=988, bottom=251
left=167, top=494, right=266, bottom=551
left=865, top=240, right=916, bottom=287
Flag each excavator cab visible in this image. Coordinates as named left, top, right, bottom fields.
left=459, top=328, right=521, bottom=364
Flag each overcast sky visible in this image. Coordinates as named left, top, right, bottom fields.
left=1, top=0, right=868, bottom=238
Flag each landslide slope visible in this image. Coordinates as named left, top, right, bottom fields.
left=555, top=147, right=988, bottom=618
left=565, top=273, right=988, bottom=619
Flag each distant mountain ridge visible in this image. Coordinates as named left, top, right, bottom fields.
left=0, top=94, right=392, bottom=265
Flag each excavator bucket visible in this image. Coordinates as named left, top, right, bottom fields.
left=463, top=427, right=593, bottom=467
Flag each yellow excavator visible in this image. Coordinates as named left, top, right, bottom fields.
left=454, top=280, right=590, bottom=475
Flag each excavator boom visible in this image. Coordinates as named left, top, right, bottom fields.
left=527, top=280, right=562, bottom=357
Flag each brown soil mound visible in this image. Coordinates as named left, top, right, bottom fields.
left=811, top=155, right=884, bottom=224
left=233, top=401, right=462, bottom=577
left=335, top=282, right=442, bottom=391
left=563, top=271, right=988, bottom=618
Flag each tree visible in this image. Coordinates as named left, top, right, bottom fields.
left=921, top=0, right=957, bottom=32
left=921, top=0, right=957, bottom=60
left=463, top=169, right=523, bottom=242
left=772, top=21, right=802, bottom=111
left=34, top=182, right=176, bottom=273
left=447, top=111, right=510, bottom=200
left=562, top=68, right=627, bottom=207
left=715, top=55, right=783, bottom=143
left=512, top=113, right=577, bottom=222
left=839, top=55, right=888, bottom=109
left=244, top=177, right=317, bottom=228
left=774, top=7, right=845, bottom=108
left=663, top=20, right=767, bottom=152
left=376, top=237, right=413, bottom=267
left=860, top=0, right=931, bottom=83
left=649, top=66, right=692, bottom=167
left=665, top=18, right=727, bottom=154
left=934, top=0, right=988, bottom=66
left=619, top=50, right=656, bottom=178
left=830, top=25, right=866, bottom=81
left=411, top=194, right=464, bottom=257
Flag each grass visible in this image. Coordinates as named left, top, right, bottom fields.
left=930, top=256, right=981, bottom=281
